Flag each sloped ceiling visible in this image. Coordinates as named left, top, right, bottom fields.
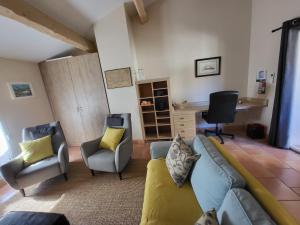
left=0, top=0, right=157, bottom=62
left=0, top=15, right=73, bottom=62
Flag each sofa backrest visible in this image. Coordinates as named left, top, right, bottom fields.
left=209, top=137, right=299, bottom=225
left=217, top=188, right=276, bottom=225
left=190, top=135, right=246, bottom=211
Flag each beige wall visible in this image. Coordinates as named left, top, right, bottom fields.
left=131, top=0, right=252, bottom=103
left=94, top=6, right=143, bottom=139
left=247, top=0, right=300, bottom=131
left=0, top=58, right=54, bottom=158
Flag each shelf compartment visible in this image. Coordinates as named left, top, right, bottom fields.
left=139, top=83, right=153, bottom=98
left=144, top=123, right=157, bottom=127
left=154, top=95, right=169, bottom=98
left=141, top=105, right=155, bottom=112
left=153, top=81, right=167, bottom=89
left=143, top=112, right=155, bottom=124
left=154, top=89, right=168, bottom=97
left=156, top=111, right=170, bottom=118
left=145, top=127, right=158, bottom=140
left=158, top=125, right=172, bottom=138
left=140, top=98, right=154, bottom=108
left=153, top=87, right=168, bottom=91
left=155, top=97, right=169, bottom=111
left=157, top=118, right=171, bottom=124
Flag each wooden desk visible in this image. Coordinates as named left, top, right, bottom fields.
left=172, top=97, right=268, bottom=139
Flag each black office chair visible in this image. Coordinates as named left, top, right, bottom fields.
left=202, top=91, right=239, bottom=144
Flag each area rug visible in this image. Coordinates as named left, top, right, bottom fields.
left=0, top=159, right=147, bottom=225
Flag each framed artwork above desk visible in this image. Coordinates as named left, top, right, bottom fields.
left=195, top=56, right=221, bottom=77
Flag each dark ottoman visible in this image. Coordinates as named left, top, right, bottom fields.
left=0, top=211, right=70, bottom=225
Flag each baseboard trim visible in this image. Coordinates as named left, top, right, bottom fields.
left=133, top=139, right=145, bottom=144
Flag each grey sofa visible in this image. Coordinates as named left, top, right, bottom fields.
left=81, top=114, right=133, bottom=180
left=0, top=121, right=69, bottom=196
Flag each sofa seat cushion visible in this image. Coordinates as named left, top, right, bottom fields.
left=88, top=149, right=116, bottom=172
left=16, top=156, right=61, bottom=188
left=217, top=189, right=276, bottom=225
left=190, top=136, right=245, bottom=212
left=140, top=159, right=202, bottom=225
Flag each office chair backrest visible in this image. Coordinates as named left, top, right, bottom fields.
left=206, top=91, right=239, bottom=124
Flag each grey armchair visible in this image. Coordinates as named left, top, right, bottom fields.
left=81, top=113, right=133, bottom=180
left=0, top=121, right=69, bottom=196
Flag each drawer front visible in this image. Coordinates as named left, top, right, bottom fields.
left=173, top=114, right=195, bottom=123
left=174, top=120, right=195, bottom=130
left=174, top=128, right=196, bottom=139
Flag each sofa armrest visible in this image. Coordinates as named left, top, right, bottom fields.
left=115, top=137, right=132, bottom=172
left=58, top=142, right=69, bottom=173
left=0, top=155, right=24, bottom=189
left=80, top=137, right=102, bottom=167
left=150, top=141, right=173, bottom=159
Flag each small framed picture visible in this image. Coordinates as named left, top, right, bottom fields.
left=195, top=57, right=221, bottom=77
left=104, top=67, right=133, bottom=89
left=8, top=82, right=34, bottom=99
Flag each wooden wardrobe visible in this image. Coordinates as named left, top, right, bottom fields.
left=40, top=53, right=109, bottom=146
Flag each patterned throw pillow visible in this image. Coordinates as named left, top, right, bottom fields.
left=166, top=134, right=200, bottom=187
left=195, top=209, right=219, bottom=225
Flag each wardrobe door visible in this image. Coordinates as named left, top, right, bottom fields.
left=68, top=53, right=109, bottom=141
left=40, top=60, right=85, bottom=146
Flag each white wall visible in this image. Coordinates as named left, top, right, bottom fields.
left=94, top=6, right=143, bottom=139
left=247, top=0, right=300, bottom=131
left=0, top=58, right=54, bottom=159
left=131, top=0, right=252, bottom=103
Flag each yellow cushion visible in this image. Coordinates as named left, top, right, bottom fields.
left=99, top=127, right=125, bottom=151
left=20, top=135, right=54, bottom=166
left=209, top=137, right=299, bottom=225
left=140, top=159, right=202, bottom=225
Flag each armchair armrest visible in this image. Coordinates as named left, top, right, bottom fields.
left=150, top=141, right=172, bottom=159
left=115, top=137, right=132, bottom=172
left=58, top=142, right=69, bottom=173
left=80, top=137, right=102, bottom=167
left=0, top=155, right=24, bottom=189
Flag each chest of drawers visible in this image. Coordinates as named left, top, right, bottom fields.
left=173, top=111, right=196, bottom=140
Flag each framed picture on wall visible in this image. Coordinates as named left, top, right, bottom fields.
left=8, top=82, right=34, bottom=99
left=104, top=67, right=133, bottom=89
left=195, top=56, right=221, bottom=77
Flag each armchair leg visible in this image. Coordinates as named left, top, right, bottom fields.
left=118, top=172, right=122, bottom=180
left=90, top=169, right=95, bottom=176
left=20, top=189, right=25, bottom=197
left=63, top=173, right=68, bottom=181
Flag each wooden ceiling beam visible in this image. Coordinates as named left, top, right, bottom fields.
left=0, top=0, right=96, bottom=52
left=133, top=0, right=148, bottom=24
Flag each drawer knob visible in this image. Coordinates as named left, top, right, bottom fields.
left=180, top=117, right=184, bottom=119
left=180, top=124, right=184, bottom=126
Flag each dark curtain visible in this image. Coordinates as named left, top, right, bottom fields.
left=269, top=18, right=300, bottom=148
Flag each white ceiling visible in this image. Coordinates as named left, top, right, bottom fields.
left=0, top=0, right=157, bottom=63
left=0, top=15, right=73, bottom=62
left=25, top=0, right=132, bottom=40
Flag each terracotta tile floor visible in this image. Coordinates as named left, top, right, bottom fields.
left=221, top=130, right=300, bottom=223
left=1, top=132, right=300, bottom=223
